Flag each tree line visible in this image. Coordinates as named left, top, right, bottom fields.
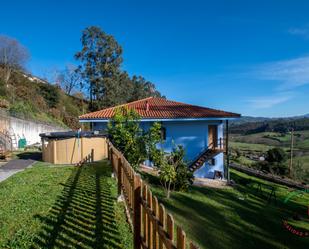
left=230, top=117, right=309, bottom=134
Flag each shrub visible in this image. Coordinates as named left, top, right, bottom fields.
left=266, top=147, right=287, bottom=163
left=157, top=145, right=194, bottom=197
left=171, top=145, right=194, bottom=192
left=38, top=83, right=60, bottom=108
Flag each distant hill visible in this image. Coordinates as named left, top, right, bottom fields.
left=230, top=116, right=272, bottom=125
left=230, top=116, right=309, bottom=134
left=231, top=114, right=309, bottom=126
left=0, top=68, right=89, bottom=129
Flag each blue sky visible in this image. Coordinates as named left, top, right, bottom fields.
left=1, top=0, right=309, bottom=117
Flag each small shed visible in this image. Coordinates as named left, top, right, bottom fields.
left=40, top=131, right=108, bottom=164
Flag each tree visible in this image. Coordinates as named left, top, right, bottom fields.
left=266, top=147, right=288, bottom=175
left=158, top=145, right=193, bottom=198
left=56, top=64, right=81, bottom=95
left=266, top=147, right=287, bottom=163
left=75, top=26, right=123, bottom=111
left=159, top=161, right=177, bottom=198
left=145, top=122, right=164, bottom=168
left=171, top=145, right=194, bottom=192
left=0, top=35, right=29, bottom=84
left=107, top=107, right=146, bottom=169
left=130, top=75, right=162, bottom=101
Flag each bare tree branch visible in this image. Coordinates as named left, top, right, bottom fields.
left=0, top=35, right=29, bottom=84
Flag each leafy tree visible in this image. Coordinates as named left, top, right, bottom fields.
left=145, top=122, right=164, bottom=168
left=101, top=71, right=133, bottom=107
left=266, top=147, right=287, bottom=163
left=266, top=147, right=288, bottom=175
left=130, top=76, right=162, bottom=101
left=75, top=26, right=123, bottom=111
left=75, top=26, right=162, bottom=111
left=158, top=145, right=193, bottom=197
left=0, top=35, right=29, bottom=84
left=159, top=161, right=177, bottom=198
left=171, top=145, right=194, bottom=192
left=107, top=107, right=146, bottom=169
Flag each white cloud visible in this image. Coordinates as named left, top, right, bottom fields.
left=288, top=27, right=309, bottom=39
left=255, top=56, right=309, bottom=90
left=246, top=92, right=294, bottom=109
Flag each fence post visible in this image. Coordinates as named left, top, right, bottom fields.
left=177, top=226, right=186, bottom=249
left=133, top=174, right=141, bottom=249
left=110, top=148, right=114, bottom=169
left=117, top=157, right=122, bottom=196
left=91, top=149, right=94, bottom=162
left=107, top=142, right=110, bottom=160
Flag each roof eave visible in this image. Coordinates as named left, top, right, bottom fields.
left=79, top=116, right=241, bottom=123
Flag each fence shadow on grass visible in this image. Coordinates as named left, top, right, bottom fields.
left=31, top=161, right=123, bottom=249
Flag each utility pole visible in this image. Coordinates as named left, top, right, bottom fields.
left=289, top=128, right=294, bottom=178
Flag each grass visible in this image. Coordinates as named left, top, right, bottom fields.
left=143, top=169, right=309, bottom=249
left=0, top=160, right=133, bottom=249
left=231, top=130, right=309, bottom=151
left=230, top=141, right=274, bottom=152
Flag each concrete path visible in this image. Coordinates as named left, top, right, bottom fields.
left=0, top=159, right=36, bottom=183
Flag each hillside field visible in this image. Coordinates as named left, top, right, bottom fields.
left=230, top=130, right=309, bottom=179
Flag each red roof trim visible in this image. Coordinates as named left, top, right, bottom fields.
left=79, top=97, right=241, bottom=120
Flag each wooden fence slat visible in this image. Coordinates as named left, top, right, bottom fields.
left=152, top=196, right=159, bottom=249
left=117, top=157, right=122, bottom=195
left=147, top=189, right=153, bottom=249
left=177, top=226, right=186, bottom=249
left=134, top=174, right=142, bottom=249
left=143, top=184, right=148, bottom=246
left=158, top=204, right=165, bottom=249
left=166, top=214, right=174, bottom=242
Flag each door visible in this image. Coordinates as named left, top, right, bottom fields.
left=208, top=125, right=218, bottom=149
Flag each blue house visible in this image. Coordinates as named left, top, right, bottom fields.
left=79, top=97, right=240, bottom=179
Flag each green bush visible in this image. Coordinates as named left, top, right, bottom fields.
left=266, top=147, right=287, bottom=163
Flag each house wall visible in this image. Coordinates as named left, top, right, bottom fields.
left=90, top=119, right=225, bottom=179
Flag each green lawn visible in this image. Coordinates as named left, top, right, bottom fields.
left=0, top=160, right=132, bottom=249
left=143, top=170, right=309, bottom=249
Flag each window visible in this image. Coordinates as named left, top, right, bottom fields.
left=161, top=127, right=166, bottom=141
left=210, top=158, right=216, bottom=166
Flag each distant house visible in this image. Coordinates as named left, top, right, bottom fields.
left=79, top=97, right=240, bottom=179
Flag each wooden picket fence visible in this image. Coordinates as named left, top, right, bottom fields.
left=107, top=141, right=199, bottom=249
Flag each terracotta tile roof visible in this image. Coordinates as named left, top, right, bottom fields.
left=79, top=97, right=241, bottom=120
